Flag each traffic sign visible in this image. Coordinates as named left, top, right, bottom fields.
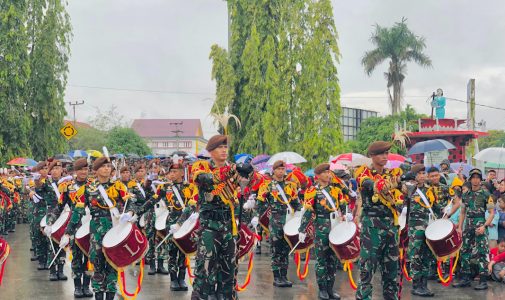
left=60, top=122, right=78, bottom=140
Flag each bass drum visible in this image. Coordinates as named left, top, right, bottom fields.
left=75, top=220, right=91, bottom=257
left=425, top=218, right=462, bottom=260
left=283, top=212, right=314, bottom=253
left=172, top=213, right=199, bottom=256
left=102, top=223, right=149, bottom=270
left=329, top=221, right=360, bottom=262
left=51, top=211, right=72, bottom=244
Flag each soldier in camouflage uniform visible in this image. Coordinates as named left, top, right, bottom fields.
left=190, top=135, right=253, bottom=300
left=40, top=159, right=68, bottom=281
left=135, top=161, right=197, bottom=291
left=299, top=163, right=347, bottom=300
left=52, top=158, right=93, bottom=298
left=30, top=162, right=50, bottom=271
left=354, top=141, right=403, bottom=300
left=404, top=164, right=440, bottom=297
left=67, top=156, right=130, bottom=300
left=0, top=172, right=14, bottom=236
left=252, top=160, right=302, bottom=288
left=453, top=168, right=495, bottom=290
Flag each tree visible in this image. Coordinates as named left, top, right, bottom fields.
left=349, top=105, right=425, bottom=155
left=210, top=0, right=343, bottom=165
left=70, top=127, right=107, bottom=151
left=26, top=0, right=72, bottom=160
left=0, top=1, right=32, bottom=159
left=88, top=105, right=128, bottom=131
left=105, top=127, right=151, bottom=156
left=362, top=18, right=431, bottom=115
left=478, top=130, right=505, bottom=150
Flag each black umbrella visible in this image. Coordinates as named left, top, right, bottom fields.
left=53, top=154, right=73, bottom=163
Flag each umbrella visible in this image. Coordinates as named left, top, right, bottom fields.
left=331, top=153, right=371, bottom=167
left=172, top=151, right=190, bottom=157
left=252, top=154, right=270, bottom=166
left=6, top=157, right=37, bottom=167
left=112, top=153, right=125, bottom=159
left=197, top=149, right=210, bottom=159
left=386, top=160, right=403, bottom=169
left=87, top=150, right=103, bottom=158
left=305, top=169, right=315, bottom=177
left=388, top=153, right=406, bottom=162
left=330, top=162, right=347, bottom=171
left=267, top=152, right=307, bottom=165
left=474, top=147, right=505, bottom=164
left=407, top=139, right=455, bottom=155
left=234, top=154, right=253, bottom=164
left=53, top=154, right=73, bottom=163
left=68, top=150, right=87, bottom=158
left=126, top=153, right=140, bottom=159
left=144, top=155, right=155, bottom=159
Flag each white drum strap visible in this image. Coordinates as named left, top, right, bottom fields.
left=32, top=193, right=42, bottom=203
left=51, top=182, right=61, bottom=200
left=416, top=188, right=435, bottom=217
left=172, top=186, right=186, bottom=209
left=98, top=185, right=120, bottom=220
left=136, top=182, right=146, bottom=198
left=275, top=183, right=293, bottom=214
left=321, top=188, right=337, bottom=211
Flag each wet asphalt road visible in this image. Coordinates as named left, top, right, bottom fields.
left=1, top=225, right=504, bottom=299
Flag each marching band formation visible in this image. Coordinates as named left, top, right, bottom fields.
left=0, top=135, right=500, bottom=300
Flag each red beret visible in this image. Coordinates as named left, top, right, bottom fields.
left=206, top=135, right=228, bottom=152
left=92, top=157, right=109, bottom=171
left=73, top=158, right=88, bottom=171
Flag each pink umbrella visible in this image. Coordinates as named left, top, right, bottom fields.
left=330, top=162, right=347, bottom=171
left=386, top=160, right=403, bottom=169
left=331, top=153, right=370, bottom=167
left=388, top=153, right=406, bottom=162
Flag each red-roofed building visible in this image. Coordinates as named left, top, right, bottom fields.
left=131, top=119, right=207, bottom=155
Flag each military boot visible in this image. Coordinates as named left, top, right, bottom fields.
left=273, top=270, right=286, bottom=287
left=156, top=259, right=169, bottom=274
left=105, top=292, right=115, bottom=300
left=57, top=263, right=68, bottom=280
left=280, top=269, right=292, bottom=287
left=327, top=281, right=341, bottom=299
left=452, top=274, right=472, bottom=288
left=74, top=278, right=84, bottom=298
left=421, top=277, right=435, bottom=296
left=148, top=259, right=156, bottom=275
left=318, top=284, right=330, bottom=300
left=178, top=268, right=188, bottom=291
left=30, top=251, right=38, bottom=261
left=82, top=275, right=94, bottom=297
left=49, top=265, right=59, bottom=281
left=170, top=272, right=181, bottom=291
left=37, top=256, right=46, bottom=270
left=474, top=275, right=488, bottom=290
left=94, top=293, right=104, bottom=300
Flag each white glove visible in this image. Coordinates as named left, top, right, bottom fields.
left=58, top=175, right=73, bottom=185
left=345, top=213, right=354, bottom=222
left=147, top=173, right=156, bottom=181
left=243, top=199, right=256, bottom=210
left=443, top=205, right=452, bottom=215
left=169, top=224, right=181, bottom=235
left=349, top=190, right=357, bottom=198
left=111, top=207, right=120, bottom=219
left=120, top=212, right=133, bottom=224
left=401, top=207, right=408, bottom=216
left=298, top=232, right=307, bottom=243
left=32, top=173, right=41, bottom=181
left=59, top=234, right=70, bottom=248
left=189, top=213, right=198, bottom=222
left=250, top=216, right=259, bottom=227
left=44, top=225, right=52, bottom=237
left=130, top=214, right=138, bottom=223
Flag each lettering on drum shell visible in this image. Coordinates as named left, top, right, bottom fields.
left=445, top=235, right=457, bottom=248
left=345, top=239, right=359, bottom=254
left=122, top=228, right=145, bottom=257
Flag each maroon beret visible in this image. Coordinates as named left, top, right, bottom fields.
left=73, top=158, right=88, bottom=171
left=411, top=164, right=426, bottom=175
left=48, top=160, right=63, bottom=172
left=272, top=160, right=286, bottom=170
left=314, top=163, right=330, bottom=175
left=92, top=157, right=109, bottom=171
left=206, top=135, right=228, bottom=152
left=367, top=141, right=392, bottom=156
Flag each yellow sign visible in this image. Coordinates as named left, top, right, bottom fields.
left=60, top=122, right=78, bottom=140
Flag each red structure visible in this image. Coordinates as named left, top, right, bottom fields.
left=406, top=118, right=488, bottom=164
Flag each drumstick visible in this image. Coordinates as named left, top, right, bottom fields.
left=289, top=240, right=302, bottom=256
left=49, top=236, right=56, bottom=255
left=155, top=233, right=173, bottom=251
left=122, top=198, right=129, bottom=214
left=47, top=247, right=63, bottom=269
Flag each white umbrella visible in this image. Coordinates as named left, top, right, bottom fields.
left=474, top=147, right=505, bottom=164
left=267, top=151, right=307, bottom=165
left=331, top=153, right=371, bottom=167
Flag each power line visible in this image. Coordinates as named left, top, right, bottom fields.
left=68, top=84, right=214, bottom=96
left=445, top=97, right=505, bottom=112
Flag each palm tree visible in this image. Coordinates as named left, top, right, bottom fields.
left=362, top=18, right=432, bottom=115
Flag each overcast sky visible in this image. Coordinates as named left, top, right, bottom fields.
left=65, top=0, right=505, bottom=138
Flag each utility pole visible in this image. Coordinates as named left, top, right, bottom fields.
left=68, top=100, right=85, bottom=126
left=467, top=79, right=476, bottom=165
left=170, top=121, right=183, bottom=151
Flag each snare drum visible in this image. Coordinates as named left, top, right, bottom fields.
left=329, top=221, right=360, bottom=262
left=237, top=224, right=257, bottom=260
left=425, top=218, right=462, bottom=260
left=102, top=223, right=149, bottom=270
left=172, top=213, right=199, bottom=255
left=155, top=210, right=169, bottom=238
left=283, top=213, right=314, bottom=253
left=75, top=220, right=91, bottom=257
left=51, top=211, right=72, bottom=244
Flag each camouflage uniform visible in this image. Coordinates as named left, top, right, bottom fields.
left=459, top=188, right=492, bottom=278
left=0, top=181, right=13, bottom=236
left=31, top=177, right=49, bottom=269
left=355, top=165, right=403, bottom=300
left=138, top=180, right=197, bottom=287
left=39, top=177, right=67, bottom=279
left=50, top=179, right=91, bottom=293
left=256, top=178, right=301, bottom=280
left=142, top=178, right=167, bottom=271
left=70, top=179, right=128, bottom=294
left=406, top=185, right=440, bottom=287
left=299, top=184, right=346, bottom=295
left=191, top=160, right=240, bottom=300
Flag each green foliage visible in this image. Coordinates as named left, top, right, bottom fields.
left=362, top=18, right=431, bottom=115
left=478, top=130, right=505, bottom=150
left=210, top=0, right=343, bottom=166
left=88, top=105, right=128, bottom=131
left=349, top=105, right=425, bottom=155
left=70, top=127, right=107, bottom=151
left=105, top=127, right=151, bottom=156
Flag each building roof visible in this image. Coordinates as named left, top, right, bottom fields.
left=131, top=119, right=203, bottom=138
